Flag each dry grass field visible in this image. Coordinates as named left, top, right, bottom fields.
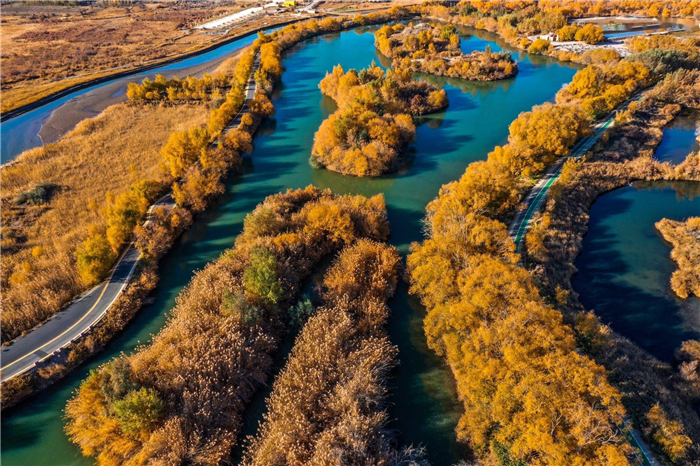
left=0, top=1, right=283, bottom=113
left=318, top=0, right=422, bottom=15
left=0, top=102, right=209, bottom=341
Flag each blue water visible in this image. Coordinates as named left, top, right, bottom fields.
left=573, top=181, right=700, bottom=363
left=654, top=113, right=699, bottom=165
left=1, top=30, right=271, bottom=163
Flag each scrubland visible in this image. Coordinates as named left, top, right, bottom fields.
left=0, top=103, right=208, bottom=342
left=65, top=187, right=392, bottom=465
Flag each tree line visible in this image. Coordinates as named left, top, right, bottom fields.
left=74, top=44, right=271, bottom=286
left=523, top=59, right=700, bottom=464
left=126, top=73, right=232, bottom=103
left=404, top=42, right=648, bottom=463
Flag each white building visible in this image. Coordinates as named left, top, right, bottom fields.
left=196, top=3, right=281, bottom=30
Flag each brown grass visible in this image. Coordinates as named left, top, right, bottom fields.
left=0, top=1, right=301, bottom=113
left=242, top=240, right=408, bottom=465
left=65, top=187, right=391, bottom=465
left=0, top=102, right=209, bottom=342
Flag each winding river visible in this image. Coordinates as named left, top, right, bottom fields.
left=1, top=25, right=579, bottom=465
left=573, top=181, right=700, bottom=363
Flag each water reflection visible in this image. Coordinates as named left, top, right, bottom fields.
left=654, top=111, right=700, bottom=165
left=573, top=181, right=700, bottom=363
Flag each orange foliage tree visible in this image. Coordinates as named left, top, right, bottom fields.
left=311, top=63, right=447, bottom=177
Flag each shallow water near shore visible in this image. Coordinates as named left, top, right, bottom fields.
left=1, top=26, right=578, bottom=465
left=573, top=181, right=700, bottom=363
left=1, top=30, right=269, bottom=164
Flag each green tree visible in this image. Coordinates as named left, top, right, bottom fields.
left=113, top=387, right=165, bottom=440
left=76, top=225, right=116, bottom=285
left=244, top=246, right=283, bottom=307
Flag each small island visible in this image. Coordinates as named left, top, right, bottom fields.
left=311, top=63, right=448, bottom=177
left=656, top=217, right=700, bottom=299
left=375, top=22, right=518, bottom=81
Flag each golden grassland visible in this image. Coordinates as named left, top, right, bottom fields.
left=0, top=102, right=209, bottom=342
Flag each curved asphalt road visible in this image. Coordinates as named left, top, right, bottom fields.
left=508, top=94, right=645, bottom=253
left=0, top=195, right=174, bottom=382
left=507, top=116, right=614, bottom=252
left=1, top=54, right=261, bottom=383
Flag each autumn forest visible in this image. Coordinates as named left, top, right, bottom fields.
left=2, top=1, right=700, bottom=466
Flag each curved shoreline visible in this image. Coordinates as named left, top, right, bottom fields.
left=0, top=18, right=303, bottom=123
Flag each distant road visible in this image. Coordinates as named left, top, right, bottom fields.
left=508, top=94, right=644, bottom=252
left=0, top=195, right=174, bottom=382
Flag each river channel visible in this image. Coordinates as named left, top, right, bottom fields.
left=1, top=25, right=578, bottom=465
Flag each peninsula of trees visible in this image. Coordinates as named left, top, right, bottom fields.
left=656, top=217, right=700, bottom=299
left=311, top=64, right=448, bottom=177
left=376, top=22, right=518, bottom=81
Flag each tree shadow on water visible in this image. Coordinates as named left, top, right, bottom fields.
left=573, top=191, right=698, bottom=362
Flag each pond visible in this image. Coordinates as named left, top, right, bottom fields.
left=654, top=112, right=699, bottom=165
left=573, top=181, right=700, bottom=363
left=1, top=25, right=579, bottom=465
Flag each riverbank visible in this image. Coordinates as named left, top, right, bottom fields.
left=528, top=84, right=700, bottom=464
left=0, top=14, right=308, bottom=121
left=0, top=16, right=306, bottom=121
left=1, top=44, right=267, bottom=407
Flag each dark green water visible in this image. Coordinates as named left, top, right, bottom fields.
left=1, top=26, right=577, bottom=465
left=654, top=112, right=699, bottom=165
left=573, top=181, right=700, bottom=363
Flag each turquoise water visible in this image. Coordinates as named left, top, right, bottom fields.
left=1, top=26, right=578, bottom=465
left=654, top=112, right=699, bottom=165
left=573, top=181, right=700, bottom=363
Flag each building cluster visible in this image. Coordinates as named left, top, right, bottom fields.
left=195, top=0, right=308, bottom=30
